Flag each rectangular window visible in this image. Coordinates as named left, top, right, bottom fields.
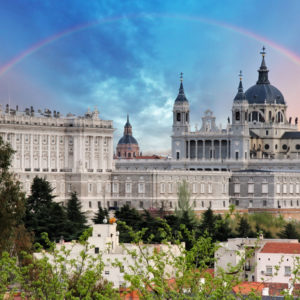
left=168, top=183, right=172, bottom=193
left=234, top=183, right=240, bottom=194
left=266, top=266, right=272, bottom=276
left=170, top=201, right=173, bottom=208
left=208, top=183, right=212, bottom=194
left=276, top=183, right=281, bottom=194
left=160, top=183, right=165, bottom=193
left=223, top=201, right=226, bottom=207
left=296, top=184, right=300, bottom=194
left=263, top=200, right=267, bottom=206
left=139, top=201, right=143, bottom=208
left=285, top=266, right=291, bottom=276
left=126, top=201, right=131, bottom=207
left=138, top=183, right=145, bottom=193
left=105, top=270, right=109, bottom=275
left=97, top=201, right=101, bottom=208
left=114, top=201, right=117, bottom=208
left=95, top=247, right=99, bottom=254
left=89, top=201, right=92, bottom=208
left=248, top=183, right=254, bottom=194
left=262, top=183, right=268, bottom=194
left=201, top=201, right=204, bottom=207
left=176, top=152, right=180, bottom=160
left=113, top=183, right=118, bottom=193
left=192, top=183, right=197, bottom=193
left=88, top=183, right=92, bottom=193
left=290, top=184, right=294, bottom=194
left=283, top=184, right=287, bottom=194
left=222, top=183, right=227, bottom=194
left=125, top=183, right=132, bottom=193
left=67, top=183, right=72, bottom=193
left=106, top=183, right=111, bottom=193
left=200, top=183, right=205, bottom=193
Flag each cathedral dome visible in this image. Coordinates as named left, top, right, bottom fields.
left=245, top=47, right=285, bottom=105
left=245, top=84, right=285, bottom=105
left=117, top=135, right=138, bottom=145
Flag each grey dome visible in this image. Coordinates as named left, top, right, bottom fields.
left=117, top=135, right=138, bottom=145
left=245, top=84, right=285, bottom=105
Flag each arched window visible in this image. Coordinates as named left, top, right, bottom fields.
left=186, top=113, right=189, bottom=122
left=176, top=113, right=181, bottom=122
left=249, top=111, right=265, bottom=123
left=235, top=111, right=240, bottom=121
left=276, top=111, right=283, bottom=123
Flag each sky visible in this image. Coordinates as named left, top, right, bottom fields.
left=1, top=0, right=300, bottom=154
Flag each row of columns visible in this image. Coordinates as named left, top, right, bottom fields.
left=186, top=139, right=231, bottom=160
left=3, top=133, right=113, bottom=172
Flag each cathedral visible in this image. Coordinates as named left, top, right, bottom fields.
left=2, top=48, right=300, bottom=219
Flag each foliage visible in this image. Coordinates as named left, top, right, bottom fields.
left=0, top=137, right=32, bottom=255
left=93, top=206, right=109, bottom=224
left=66, top=192, right=88, bottom=240
left=279, top=222, right=300, bottom=239
left=237, top=215, right=254, bottom=238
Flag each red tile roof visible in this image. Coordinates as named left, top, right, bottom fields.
left=260, top=242, right=300, bottom=254
left=232, top=282, right=264, bottom=295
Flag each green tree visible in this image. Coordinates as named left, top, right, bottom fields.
left=93, top=206, right=109, bottom=224
left=279, top=222, right=299, bottom=239
left=24, top=176, right=68, bottom=245
left=237, top=216, right=254, bottom=238
left=0, top=137, right=31, bottom=254
left=66, top=192, right=88, bottom=240
left=200, top=207, right=216, bottom=237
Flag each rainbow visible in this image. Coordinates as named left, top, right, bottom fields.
left=1, top=13, right=300, bottom=77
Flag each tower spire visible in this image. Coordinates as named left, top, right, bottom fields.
left=257, top=46, right=270, bottom=84
left=234, top=70, right=246, bottom=101
left=175, top=72, right=188, bottom=102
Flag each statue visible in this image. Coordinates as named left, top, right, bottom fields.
left=289, top=117, right=292, bottom=124
left=227, top=117, right=230, bottom=124
left=296, top=117, right=298, bottom=125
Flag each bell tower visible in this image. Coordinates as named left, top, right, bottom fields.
left=231, top=71, right=250, bottom=161
left=172, top=73, right=190, bottom=160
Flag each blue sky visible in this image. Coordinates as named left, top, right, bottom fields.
left=1, top=0, right=300, bottom=154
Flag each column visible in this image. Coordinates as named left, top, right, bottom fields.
left=56, top=136, right=59, bottom=171
left=73, top=135, right=76, bottom=172
left=189, top=140, right=191, bottom=159
left=65, top=136, right=68, bottom=169
left=227, top=140, right=230, bottom=159
left=30, top=134, right=33, bottom=170
left=212, top=140, right=215, bottom=159
left=100, top=136, right=103, bottom=171
left=91, top=136, right=95, bottom=171
left=47, top=135, right=51, bottom=170
left=219, top=140, right=222, bottom=160
left=39, top=134, right=42, bottom=170
left=21, top=134, right=24, bottom=171
left=203, top=140, right=205, bottom=160
left=195, top=140, right=198, bottom=160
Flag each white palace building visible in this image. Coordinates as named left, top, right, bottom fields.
left=2, top=48, right=300, bottom=219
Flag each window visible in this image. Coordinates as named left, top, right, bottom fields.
left=222, top=183, right=227, bottom=194
left=160, top=183, right=165, bottom=193
left=262, top=183, right=268, bottom=194
left=235, top=152, right=239, bottom=160
left=248, top=183, right=254, bottom=194
left=282, top=144, right=288, bottom=150
left=201, top=201, right=204, bottom=207
left=283, top=184, right=287, bottom=194
left=138, top=183, right=145, bottom=193
left=170, top=201, right=173, bottom=208
left=285, top=266, right=291, bottom=276
left=97, top=183, right=102, bottom=193
left=168, top=183, right=172, bottom=193
left=208, top=183, right=212, bottom=194
left=266, top=130, right=268, bottom=136
left=139, top=201, right=143, bottom=208
left=176, top=152, right=180, bottom=160
left=296, top=184, right=300, bottom=194
left=266, top=266, right=272, bottom=276
left=200, top=183, right=205, bottom=193
left=113, top=182, right=118, bottom=193
left=95, top=247, right=99, bottom=254
left=88, top=183, right=92, bottom=193
left=176, top=112, right=181, bottom=122
left=264, top=144, right=269, bottom=150
left=223, top=201, right=226, bottom=207
left=97, top=201, right=101, bottom=208
left=234, top=183, right=240, bottom=194
left=276, top=183, right=281, bottom=194
left=192, top=183, right=197, bottom=193
left=263, top=200, right=267, bottom=206
left=105, top=271, right=110, bottom=275
left=89, top=201, right=92, bottom=208
left=126, top=201, right=131, bottom=207
left=290, top=184, right=294, bottom=194
left=291, top=200, right=293, bottom=207
left=296, top=144, right=300, bottom=150
left=235, top=111, right=240, bottom=121
left=125, top=183, right=132, bottom=193
left=106, top=183, right=111, bottom=193
left=235, top=200, right=239, bottom=206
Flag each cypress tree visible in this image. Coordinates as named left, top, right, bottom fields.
left=93, top=206, right=108, bottom=224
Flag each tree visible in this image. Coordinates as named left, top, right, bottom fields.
left=93, top=206, right=109, bottom=224
left=279, top=222, right=299, bottom=239
left=24, top=176, right=68, bottom=245
left=200, top=207, right=216, bottom=238
left=0, top=137, right=31, bottom=254
left=66, top=192, right=88, bottom=240
left=237, top=216, right=253, bottom=238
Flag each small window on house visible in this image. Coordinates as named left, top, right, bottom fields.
left=266, top=266, right=272, bottom=276
left=95, top=247, right=99, bottom=254
left=125, top=183, right=132, bottom=193
left=285, top=266, right=291, bottom=276
left=291, top=200, right=293, bottom=207
left=275, top=144, right=278, bottom=150
left=105, top=271, right=110, bottom=275
left=89, top=201, right=92, bottom=208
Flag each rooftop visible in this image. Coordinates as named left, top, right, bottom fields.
left=260, top=242, right=300, bottom=254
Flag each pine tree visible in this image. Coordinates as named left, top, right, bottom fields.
left=200, top=207, right=216, bottom=237
left=237, top=216, right=253, bottom=238
left=93, top=206, right=109, bottom=224
left=24, top=176, right=67, bottom=245
left=279, top=222, right=299, bottom=239
left=66, top=192, right=88, bottom=240
left=0, top=137, right=32, bottom=254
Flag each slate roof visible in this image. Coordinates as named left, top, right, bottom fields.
left=117, top=135, right=138, bottom=145
left=281, top=132, right=300, bottom=139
